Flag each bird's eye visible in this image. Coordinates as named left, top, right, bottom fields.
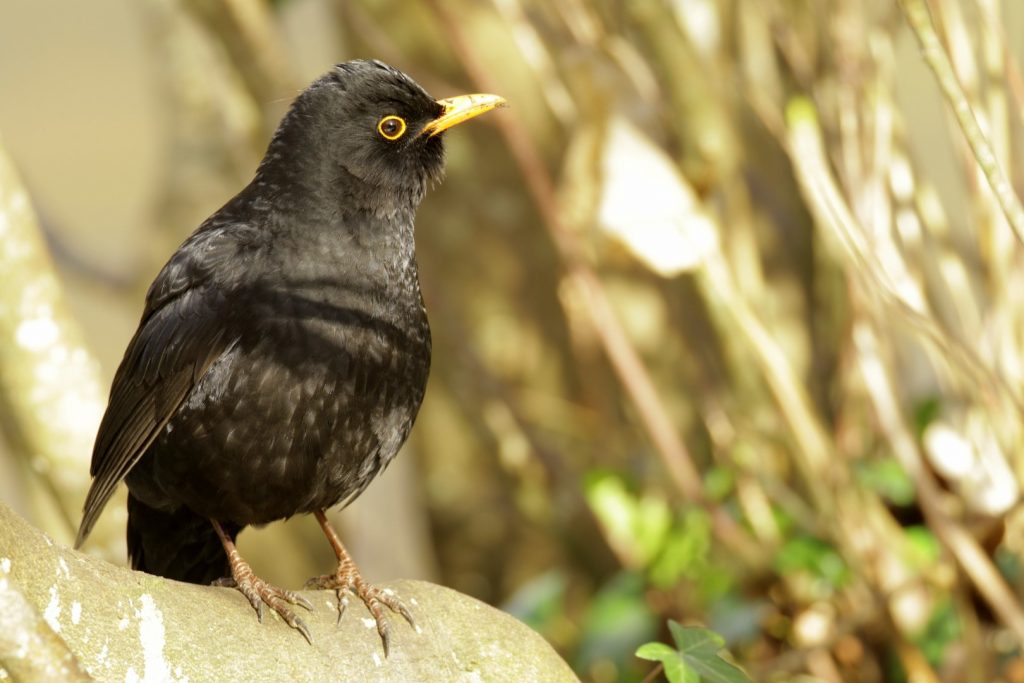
left=377, top=115, right=407, bottom=141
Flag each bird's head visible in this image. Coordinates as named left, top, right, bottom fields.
left=265, top=60, right=505, bottom=207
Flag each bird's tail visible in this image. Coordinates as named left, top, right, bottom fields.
left=127, top=493, right=239, bottom=585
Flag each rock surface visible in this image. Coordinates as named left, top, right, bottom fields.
left=0, top=504, right=579, bottom=682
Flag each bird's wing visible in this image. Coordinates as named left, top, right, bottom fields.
left=75, top=224, right=258, bottom=547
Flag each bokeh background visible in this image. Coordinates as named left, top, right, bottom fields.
left=3, top=0, right=1024, bottom=680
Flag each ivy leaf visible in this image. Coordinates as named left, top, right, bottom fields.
left=669, top=622, right=750, bottom=683
left=635, top=642, right=697, bottom=683
left=637, top=621, right=751, bottom=683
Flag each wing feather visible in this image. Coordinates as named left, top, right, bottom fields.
left=75, top=224, right=257, bottom=547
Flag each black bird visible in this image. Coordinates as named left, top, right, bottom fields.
left=74, top=60, right=504, bottom=650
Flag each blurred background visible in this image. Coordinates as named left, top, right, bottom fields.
left=3, top=0, right=1024, bottom=680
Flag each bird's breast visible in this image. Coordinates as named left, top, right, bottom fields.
left=139, top=266, right=431, bottom=524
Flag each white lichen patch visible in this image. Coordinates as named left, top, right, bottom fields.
left=0, top=557, right=10, bottom=574
left=118, top=617, right=130, bottom=630
left=362, top=617, right=376, bottom=629
left=71, top=601, right=82, bottom=625
left=43, top=585, right=61, bottom=632
left=96, top=643, right=110, bottom=668
left=125, top=666, right=139, bottom=683
left=372, top=652, right=382, bottom=667
left=136, top=594, right=186, bottom=683
left=409, top=597, right=418, bottom=607
left=57, top=557, right=71, bottom=579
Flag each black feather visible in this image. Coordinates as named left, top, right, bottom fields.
left=75, top=61, right=438, bottom=582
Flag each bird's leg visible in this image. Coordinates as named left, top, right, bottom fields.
left=306, top=509, right=414, bottom=656
left=210, top=519, right=314, bottom=643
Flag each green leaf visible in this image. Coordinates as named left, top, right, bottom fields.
left=670, top=621, right=724, bottom=653
left=904, top=526, right=940, bottom=569
left=669, top=622, right=751, bottom=683
left=635, top=642, right=677, bottom=661
left=667, top=658, right=698, bottom=683
left=634, top=495, right=672, bottom=565
left=856, top=458, right=915, bottom=506
left=703, top=466, right=735, bottom=501
left=648, top=508, right=711, bottom=588
left=913, top=396, right=942, bottom=438
left=585, top=472, right=641, bottom=564
left=679, top=652, right=749, bottom=683
left=775, top=536, right=850, bottom=589
left=637, top=622, right=750, bottom=683
left=912, top=599, right=961, bottom=667
left=635, top=642, right=696, bottom=683
left=585, top=471, right=673, bottom=567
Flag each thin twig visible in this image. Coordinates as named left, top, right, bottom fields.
left=898, top=0, right=1024, bottom=246
left=638, top=661, right=664, bottom=683
left=785, top=98, right=1023, bottom=415
left=782, top=97, right=1024, bottom=647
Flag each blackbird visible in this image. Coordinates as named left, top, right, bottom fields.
left=74, top=60, right=504, bottom=651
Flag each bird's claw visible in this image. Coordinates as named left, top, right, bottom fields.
left=216, top=574, right=314, bottom=643
left=307, top=571, right=414, bottom=656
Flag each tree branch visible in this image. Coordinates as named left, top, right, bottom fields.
left=898, top=0, right=1024, bottom=245
left=0, top=134, right=109, bottom=548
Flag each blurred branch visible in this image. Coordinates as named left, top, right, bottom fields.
left=182, top=0, right=295, bottom=124
left=700, top=252, right=838, bottom=516
left=424, top=0, right=704, bottom=503
left=785, top=98, right=1020, bottom=415
left=141, top=0, right=265, bottom=242
left=0, top=134, right=111, bottom=549
left=898, top=0, right=1024, bottom=246
left=491, top=0, right=577, bottom=125
left=332, top=1, right=463, bottom=97
left=855, top=322, right=1024, bottom=645
left=424, top=0, right=774, bottom=570
left=783, top=96, right=1024, bottom=644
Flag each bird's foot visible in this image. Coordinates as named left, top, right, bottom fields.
left=214, top=573, right=314, bottom=643
left=210, top=519, right=314, bottom=643
left=308, top=509, right=415, bottom=655
left=306, top=567, right=414, bottom=656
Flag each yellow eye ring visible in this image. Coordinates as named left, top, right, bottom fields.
left=377, top=115, right=407, bottom=141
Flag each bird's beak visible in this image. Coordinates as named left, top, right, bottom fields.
left=421, top=93, right=507, bottom=137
